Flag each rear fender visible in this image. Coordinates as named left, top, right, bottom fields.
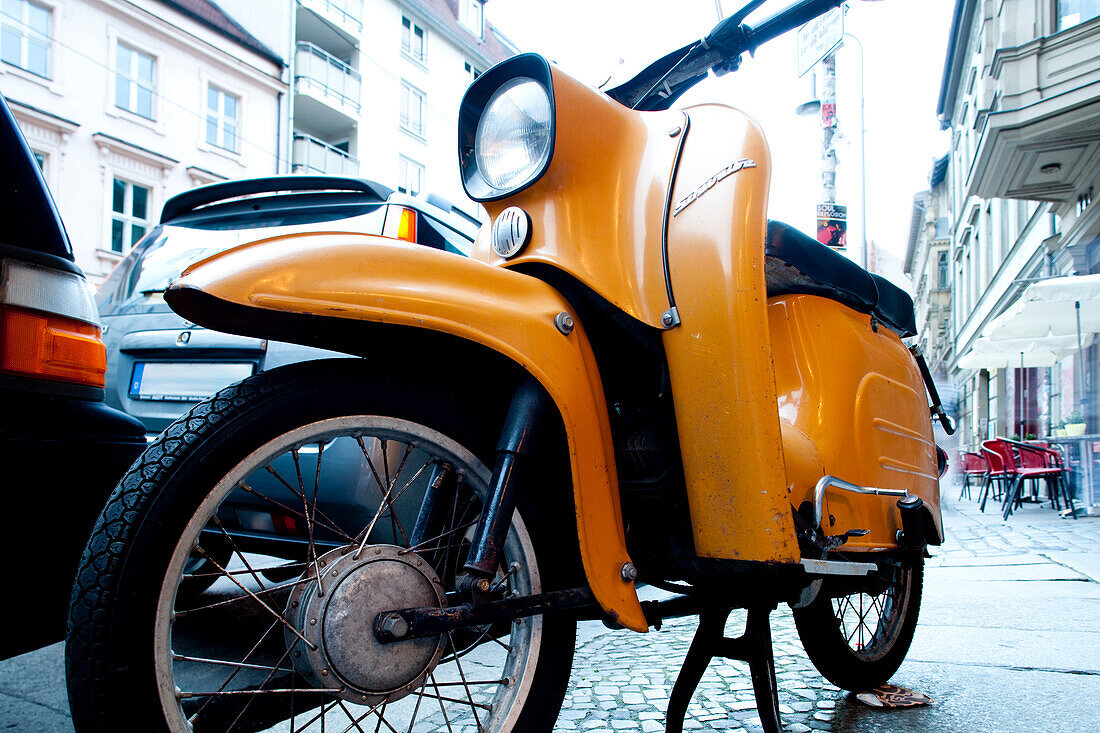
left=166, top=232, right=648, bottom=632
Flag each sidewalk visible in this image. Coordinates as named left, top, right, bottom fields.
left=2, top=492, right=1097, bottom=732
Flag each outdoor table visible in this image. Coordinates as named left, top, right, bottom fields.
left=1044, top=434, right=1100, bottom=515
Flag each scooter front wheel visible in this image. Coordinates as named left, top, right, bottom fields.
left=66, top=359, right=575, bottom=732
left=792, top=556, right=923, bottom=691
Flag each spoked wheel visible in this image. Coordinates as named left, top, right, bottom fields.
left=67, top=360, right=575, bottom=733
left=792, top=556, right=922, bottom=691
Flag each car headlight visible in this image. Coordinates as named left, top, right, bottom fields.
left=459, top=55, right=556, bottom=201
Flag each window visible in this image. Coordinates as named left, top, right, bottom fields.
left=115, top=42, right=155, bottom=119
left=937, top=250, right=949, bottom=290
left=1058, top=0, right=1100, bottom=30
left=110, top=178, right=150, bottom=254
left=206, top=85, right=239, bottom=153
left=464, top=61, right=482, bottom=87
left=1, top=0, right=50, bottom=78
left=459, top=0, right=483, bottom=37
left=401, top=17, right=424, bottom=62
left=400, top=82, right=424, bottom=137
left=398, top=156, right=423, bottom=196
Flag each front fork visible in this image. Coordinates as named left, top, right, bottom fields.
left=412, top=375, right=548, bottom=605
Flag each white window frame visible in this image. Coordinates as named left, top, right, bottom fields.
left=108, top=176, right=152, bottom=255
left=398, top=156, right=423, bottom=196
left=0, top=0, right=51, bottom=78
left=400, top=81, right=425, bottom=139
left=401, top=16, right=425, bottom=64
left=464, top=60, right=482, bottom=87
left=205, top=83, right=240, bottom=154
left=114, top=39, right=156, bottom=120
left=459, top=0, right=483, bottom=38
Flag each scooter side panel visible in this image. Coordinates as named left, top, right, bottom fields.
left=167, top=232, right=649, bottom=632
left=661, top=104, right=800, bottom=563
left=769, top=294, right=943, bottom=549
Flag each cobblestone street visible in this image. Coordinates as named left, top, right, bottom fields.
left=556, top=494, right=1100, bottom=733
left=2, top=493, right=1097, bottom=732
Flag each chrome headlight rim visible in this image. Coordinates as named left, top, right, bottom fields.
left=458, top=54, right=556, bottom=203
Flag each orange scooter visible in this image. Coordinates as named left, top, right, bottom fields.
left=67, top=1, right=953, bottom=732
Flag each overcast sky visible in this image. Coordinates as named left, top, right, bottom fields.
left=484, top=0, right=956, bottom=283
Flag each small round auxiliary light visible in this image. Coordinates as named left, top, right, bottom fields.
left=491, top=207, right=532, bottom=259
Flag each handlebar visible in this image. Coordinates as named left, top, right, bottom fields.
left=606, top=0, right=845, bottom=111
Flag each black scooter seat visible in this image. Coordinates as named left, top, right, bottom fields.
left=764, top=221, right=916, bottom=338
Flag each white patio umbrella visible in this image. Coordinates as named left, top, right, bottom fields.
left=985, top=274, right=1100, bottom=340
left=957, top=335, right=1079, bottom=371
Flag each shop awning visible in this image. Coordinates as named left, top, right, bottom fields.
left=957, top=335, right=1080, bottom=370
left=985, top=274, right=1100, bottom=340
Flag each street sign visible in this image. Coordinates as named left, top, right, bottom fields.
left=796, top=7, right=843, bottom=77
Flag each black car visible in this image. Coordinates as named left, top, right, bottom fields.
left=0, top=95, right=147, bottom=659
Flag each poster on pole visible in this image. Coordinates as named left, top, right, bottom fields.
left=817, top=203, right=847, bottom=251
left=796, top=7, right=843, bottom=77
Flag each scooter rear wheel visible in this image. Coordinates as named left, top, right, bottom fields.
left=792, top=557, right=923, bottom=691
left=66, top=359, right=576, bottom=732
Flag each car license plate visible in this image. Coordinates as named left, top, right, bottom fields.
left=129, top=362, right=254, bottom=402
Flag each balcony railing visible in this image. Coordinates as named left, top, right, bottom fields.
left=294, top=42, right=360, bottom=115
left=292, top=133, right=359, bottom=176
left=298, top=0, right=362, bottom=33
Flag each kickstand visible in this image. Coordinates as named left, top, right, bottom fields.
left=665, top=606, right=782, bottom=733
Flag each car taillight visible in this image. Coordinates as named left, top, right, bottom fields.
left=0, top=259, right=107, bottom=387
left=383, top=206, right=418, bottom=243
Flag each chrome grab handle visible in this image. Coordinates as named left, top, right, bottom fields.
left=813, top=475, right=911, bottom=531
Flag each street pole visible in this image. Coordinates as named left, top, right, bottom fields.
left=844, top=33, right=868, bottom=271
left=821, top=53, right=837, bottom=205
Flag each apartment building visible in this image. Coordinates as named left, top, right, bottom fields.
left=0, top=0, right=286, bottom=283
left=219, top=0, right=514, bottom=214
left=936, top=0, right=1100, bottom=445
left=1, top=0, right=514, bottom=283
left=904, top=156, right=953, bottom=377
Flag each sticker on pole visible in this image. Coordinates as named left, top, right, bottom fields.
left=797, top=6, right=843, bottom=77
left=817, top=203, right=847, bottom=251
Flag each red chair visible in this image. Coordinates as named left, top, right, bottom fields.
left=978, top=441, right=1012, bottom=512
left=997, top=439, right=1073, bottom=520
left=958, top=451, right=988, bottom=500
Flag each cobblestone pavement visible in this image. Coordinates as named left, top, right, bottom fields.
left=559, top=607, right=843, bottom=733
left=556, top=496, right=1100, bottom=733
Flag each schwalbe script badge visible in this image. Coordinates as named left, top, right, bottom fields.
left=673, top=158, right=757, bottom=216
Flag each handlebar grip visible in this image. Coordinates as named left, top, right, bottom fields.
left=747, top=0, right=846, bottom=52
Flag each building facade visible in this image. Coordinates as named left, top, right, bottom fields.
left=0, top=0, right=285, bottom=283
left=904, top=156, right=953, bottom=377
left=937, top=0, right=1100, bottom=446
left=1, top=0, right=513, bottom=283
left=218, top=0, right=514, bottom=213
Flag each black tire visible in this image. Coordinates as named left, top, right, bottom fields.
left=792, top=556, right=923, bottom=691
left=67, top=359, right=576, bottom=732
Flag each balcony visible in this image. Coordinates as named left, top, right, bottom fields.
left=968, top=17, right=1100, bottom=202
left=294, top=42, right=360, bottom=129
left=298, top=0, right=362, bottom=39
left=292, top=133, right=359, bottom=176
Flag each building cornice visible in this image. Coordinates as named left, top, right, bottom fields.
left=937, top=0, right=977, bottom=128
left=97, top=0, right=286, bottom=91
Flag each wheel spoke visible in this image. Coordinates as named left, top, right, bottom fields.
left=153, top=415, right=550, bottom=732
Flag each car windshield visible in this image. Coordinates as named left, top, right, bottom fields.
left=98, top=206, right=387, bottom=316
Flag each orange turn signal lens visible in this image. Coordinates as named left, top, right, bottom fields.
left=0, top=304, right=107, bottom=387
left=383, top=206, right=418, bottom=243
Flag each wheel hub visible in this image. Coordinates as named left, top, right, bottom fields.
left=287, top=544, right=445, bottom=704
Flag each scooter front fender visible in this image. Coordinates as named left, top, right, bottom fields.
left=166, top=232, right=648, bottom=632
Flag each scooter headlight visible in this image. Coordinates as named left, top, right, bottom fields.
left=459, top=54, right=556, bottom=201
left=475, top=78, right=552, bottom=192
